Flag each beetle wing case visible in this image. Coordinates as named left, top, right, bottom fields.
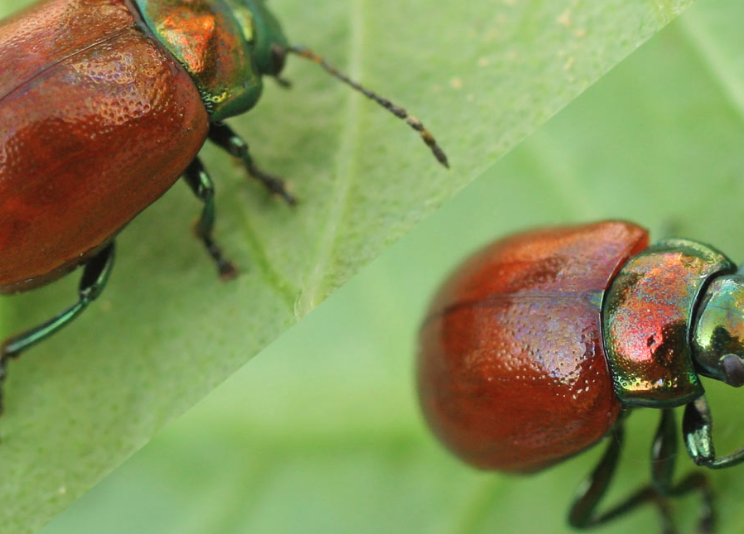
left=418, top=221, right=649, bottom=473
left=0, top=0, right=209, bottom=293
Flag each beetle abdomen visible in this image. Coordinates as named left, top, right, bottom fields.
left=0, top=0, right=209, bottom=293
left=418, top=221, right=649, bottom=473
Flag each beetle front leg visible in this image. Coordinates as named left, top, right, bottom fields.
left=684, top=394, right=744, bottom=470
left=208, top=122, right=296, bottom=205
left=0, top=243, right=116, bottom=414
left=183, top=158, right=237, bottom=280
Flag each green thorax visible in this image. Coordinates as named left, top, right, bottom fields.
left=134, top=0, right=288, bottom=121
left=602, top=238, right=736, bottom=408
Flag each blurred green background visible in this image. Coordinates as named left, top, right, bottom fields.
left=38, top=0, right=744, bottom=532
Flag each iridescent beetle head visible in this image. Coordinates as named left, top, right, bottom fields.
left=693, top=269, right=744, bottom=387
left=237, top=0, right=289, bottom=79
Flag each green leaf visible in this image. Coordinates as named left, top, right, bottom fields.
left=0, top=0, right=694, bottom=531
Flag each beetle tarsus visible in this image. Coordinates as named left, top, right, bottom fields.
left=246, top=162, right=296, bottom=206
left=203, top=234, right=238, bottom=281
left=219, top=261, right=238, bottom=281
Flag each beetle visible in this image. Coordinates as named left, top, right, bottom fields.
left=417, top=221, right=744, bottom=533
left=0, top=0, right=448, bottom=412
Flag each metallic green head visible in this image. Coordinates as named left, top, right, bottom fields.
left=239, top=0, right=290, bottom=77
left=692, top=270, right=744, bottom=387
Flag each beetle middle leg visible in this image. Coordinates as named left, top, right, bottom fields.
left=0, top=243, right=116, bottom=414
left=207, top=122, right=296, bottom=205
left=183, top=158, right=237, bottom=280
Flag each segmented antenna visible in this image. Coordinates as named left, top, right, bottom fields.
left=287, top=45, right=449, bottom=169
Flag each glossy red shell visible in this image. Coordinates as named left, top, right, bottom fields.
left=417, top=221, right=649, bottom=473
left=0, top=0, right=209, bottom=293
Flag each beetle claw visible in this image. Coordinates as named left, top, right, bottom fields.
left=218, top=260, right=238, bottom=281
left=273, top=183, right=297, bottom=206
left=275, top=76, right=292, bottom=88
left=245, top=163, right=297, bottom=206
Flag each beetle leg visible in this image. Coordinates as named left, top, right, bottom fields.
left=183, top=158, right=238, bottom=280
left=207, top=122, right=296, bottom=205
left=684, top=394, right=744, bottom=469
left=0, top=243, right=116, bottom=414
left=568, top=417, right=679, bottom=534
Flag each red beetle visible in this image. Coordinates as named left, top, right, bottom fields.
left=418, top=221, right=744, bottom=533
left=0, top=0, right=447, bottom=414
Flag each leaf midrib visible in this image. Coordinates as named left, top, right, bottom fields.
left=294, top=0, right=365, bottom=319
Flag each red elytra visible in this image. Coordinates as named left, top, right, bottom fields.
left=417, top=221, right=649, bottom=473
left=0, top=0, right=208, bottom=293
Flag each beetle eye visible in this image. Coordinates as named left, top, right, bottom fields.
left=721, top=354, right=744, bottom=387
left=271, top=45, right=287, bottom=76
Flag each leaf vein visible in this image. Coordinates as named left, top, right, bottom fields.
left=295, top=0, right=365, bottom=319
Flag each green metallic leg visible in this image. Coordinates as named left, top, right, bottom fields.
left=0, top=243, right=115, bottom=413
left=569, top=409, right=714, bottom=533
left=207, top=122, right=296, bottom=205
left=684, top=394, right=744, bottom=469
left=183, top=158, right=237, bottom=280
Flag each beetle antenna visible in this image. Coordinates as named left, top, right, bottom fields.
left=287, top=45, right=449, bottom=168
